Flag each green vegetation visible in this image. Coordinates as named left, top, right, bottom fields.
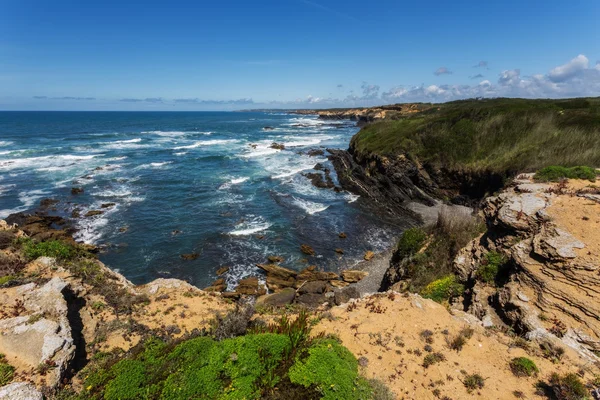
left=352, top=97, right=600, bottom=174
left=509, top=357, right=538, bottom=377
left=446, top=327, right=474, bottom=352
left=420, top=275, right=463, bottom=304
left=74, top=311, right=378, bottom=400
left=463, top=373, right=485, bottom=393
left=534, top=165, right=598, bottom=182
left=0, top=356, right=15, bottom=386
left=396, top=227, right=427, bottom=258
left=476, top=251, right=508, bottom=285
left=288, top=339, right=371, bottom=400
left=0, top=275, right=15, bottom=286
left=18, top=238, right=77, bottom=261
left=422, top=352, right=445, bottom=368
left=402, top=208, right=483, bottom=300
left=548, top=373, right=590, bottom=400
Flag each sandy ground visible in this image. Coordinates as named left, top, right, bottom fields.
left=314, top=293, right=593, bottom=400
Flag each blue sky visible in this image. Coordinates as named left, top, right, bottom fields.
left=1, top=0, right=599, bottom=110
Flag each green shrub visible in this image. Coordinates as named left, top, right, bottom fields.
left=509, top=357, right=538, bottom=377
left=447, top=327, right=474, bottom=351
left=396, top=228, right=427, bottom=258
left=0, top=362, right=15, bottom=386
left=548, top=372, right=590, bottom=400
left=534, top=166, right=598, bottom=182
left=288, top=339, right=372, bottom=400
left=368, top=379, right=395, bottom=400
left=476, top=251, right=507, bottom=285
left=463, top=373, right=485, bottom=393
left=20, top=238, right=76, bottom=261
left=422, top=352, right=445, bottom=368
left=420, top=275, right=463, bottom=303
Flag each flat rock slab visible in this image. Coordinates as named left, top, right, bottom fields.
left=0, top=382, right=43, bottom=400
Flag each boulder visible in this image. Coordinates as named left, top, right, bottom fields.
left=205, top=278, right=227, bottom=293
left=0, top=383, right=43, bottom=400
left=270, top=142, right=285, bottom=150
left=328, top=280, right=350, bottom=289
left=256, top=264, right=297, bottom=280
left=363, top=251, right=375, bottom=261
left=259, top=288, right=297, bottom=307
left=71, top=187, right=84, bottom=195
left=295, top=293, right=327, bottom=308
left=296, top=269, right=339, bottom=283
left=334, top=286, right=360, bottom=306
left=0, top=278, right=75, bottom=388
left=341, top=270, right=368, bottom=283
left=235, top=277, right=264, bottom=296
left=267, top=255, right=284, bottom=264
left=338, top=232, right=347, bottom=239
left=216, top=266, right=230, bottom=276
left=297, top=280, right=327, bottom=295
left=84, top=210, right=104, bottom=217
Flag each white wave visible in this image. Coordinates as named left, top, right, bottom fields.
left=0, top=184, right=15, bottom=196
left=94, top=188, right=132, bottom=198
left=173, top=139, right=238, bottom=150
left=74, top=215, right=109, bottom=244
left=0, top=141, right=13, bottom=147
left=18, top=189, right=50, bottom=209
left=0, top=154, right=101, bottom=172
left=272, top=166, right=314, bottom=179
left=142, top=130, right=212, bottom=137
left=115, top=138, right=142, bottom=144
left=292, top=197, right=329, bottom=214
left=174, top=152, right=187, bottom=156
left=0, top=151, right=12, bottom=156
left=218, top=177, right=249, bottom=190
left=345, top=193, right=360, bottom=203
left=228, top=216, right=272, bottom=236
left=136, top=161, right=173, bottom=169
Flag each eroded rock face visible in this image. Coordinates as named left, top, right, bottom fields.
left=0, top=382, right=43, bottom=400
left=455, top=177, right=600, bottom=361
left=0, top=278, right=75, bottom=388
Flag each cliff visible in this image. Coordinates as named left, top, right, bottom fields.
left=293, top=103, right=432, bottom=126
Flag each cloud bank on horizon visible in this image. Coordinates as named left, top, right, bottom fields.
left=25, top=54, right=600, bottom=109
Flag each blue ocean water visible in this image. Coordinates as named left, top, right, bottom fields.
left=0, top=111, right=407, bottom=289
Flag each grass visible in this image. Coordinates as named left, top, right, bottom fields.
left=509, top=357, right=538, bottom=377
left=0, top=358, right=14, bottom=386
left=422, top=352, right=445, bottom=368
left=351, top=97, right=600, bottom=174
left=534, top=165, right=598, bottom=182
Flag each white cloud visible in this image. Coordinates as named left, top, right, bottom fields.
left=434, top=67, right=452, bottom=76
left=548, top=54, right=589, bottom=82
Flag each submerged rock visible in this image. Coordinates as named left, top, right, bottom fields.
left=180, top=253, right=199, bottom=260
left=71, top=187, right=84, bottom=195
left=270, top=142, right=285, bottom=150
left=300, top=244, right=316, bottom=256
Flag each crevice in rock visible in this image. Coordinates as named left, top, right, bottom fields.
left=62, top=287, right=88, bottom=380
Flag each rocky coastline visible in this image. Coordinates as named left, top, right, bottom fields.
left=2, top=98, right=600, bottom=398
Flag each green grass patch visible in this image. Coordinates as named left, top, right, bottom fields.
left=396, top=227, right=427, bottom=258
left=351, top=97, right=600, bottom=174
left=534, top=165, right=598, bottom=182
left=0, top=361, right=15, bottom=386
left=0, top=275, right=16, bottom=286
left=509, top=357, right=538, bottom=377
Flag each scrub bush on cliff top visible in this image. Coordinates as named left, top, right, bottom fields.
left=77, top=312, right=380, bottom=400
left=396, top=227, right=427, bottom=258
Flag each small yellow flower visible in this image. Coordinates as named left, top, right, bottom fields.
left=86, top=385, right=92, bottom=391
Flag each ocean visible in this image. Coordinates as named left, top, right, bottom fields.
left=0, top=111, right=408, bottom=289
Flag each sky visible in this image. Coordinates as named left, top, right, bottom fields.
left=0, top=0, right=599, bottom=111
